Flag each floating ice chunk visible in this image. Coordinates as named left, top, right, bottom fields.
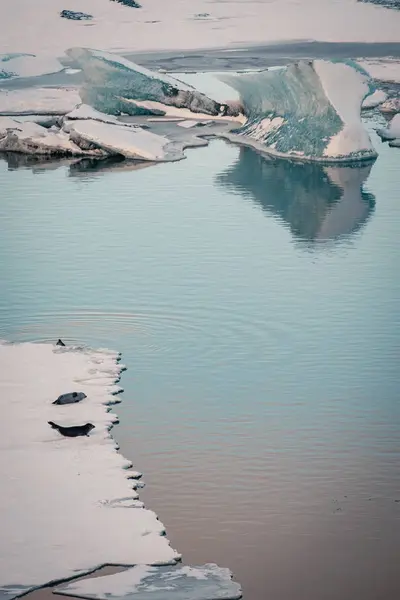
left=376, top=113, right=400, bottom=142
left=66, top=48, right=235, bottom=118
left=0, top=117, right=95, bottom=155
left=379, top=97, right=400, bottom=114
left=0, top=88, right=81, bottom=116
left=362, top=89, right=387, bottom=109
left=0, top=342, right=179, bottom=598
left=55, top=563, right=242, bottom=600
left=221, top=60, right=377, bottom=163
left=65, top=119, right=184, bottom=161
left=0, top=53, right=63, bottom=79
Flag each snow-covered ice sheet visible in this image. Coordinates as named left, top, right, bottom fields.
left=0, top=88, right=81, bottom=116
left=221, top=59, right=377, bottom=163
left=0, top=0, right=400, bottom=57
left=0, top=342, right=179, bottom=599
left=55, top=564, right=242, bottom=600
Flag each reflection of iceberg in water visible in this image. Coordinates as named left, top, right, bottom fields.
left=217, top=147, right=375, bottom=242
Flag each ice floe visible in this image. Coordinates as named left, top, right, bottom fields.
left=0, top=117, right=96, bottom=156
left=220, top=60, right=377, bottom=163
left=0, top=88, right=81, bottom=116
left=0, top=53, right=63, bottom=79
left=55, top=563, right=242, bottom=600
left=64, top=119, right=184, bottom=161
left=0, top=342, right=179, bottom=599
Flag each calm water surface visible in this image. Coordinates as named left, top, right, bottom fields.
left=0, top=125, right=399, bottom=600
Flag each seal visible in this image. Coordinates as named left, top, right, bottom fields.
left=56, top=339, right=66, bottom=346
left=53, top=391, right=87, bottom=405
left=48, top=422, right=95, bottom=437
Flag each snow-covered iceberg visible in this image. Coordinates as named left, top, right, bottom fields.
left=55, top=564, right=242, bottom=600
left=0, top=342, right=180, bottom=600
left=220, top=60, right=377, bottom=163
left=66, top=48, right=237, bottom=118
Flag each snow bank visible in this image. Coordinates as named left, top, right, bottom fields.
left=55, top=564, right=242, bottom=600
left=0, top=342, right=179, bottom=599
left=221, top=59, right=377, bottom=163
left=0, top=0, right=400, bottom=57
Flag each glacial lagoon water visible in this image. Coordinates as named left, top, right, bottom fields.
left=0, top=122, right=399, bottom=600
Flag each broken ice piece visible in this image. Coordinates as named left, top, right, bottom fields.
left=55, top=563, right=242, bottom=600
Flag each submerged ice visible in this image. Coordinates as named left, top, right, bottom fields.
left=220, top=60, right=377, bottom=163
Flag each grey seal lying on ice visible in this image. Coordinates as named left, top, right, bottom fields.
left=48, top=422, right=95, bottom=437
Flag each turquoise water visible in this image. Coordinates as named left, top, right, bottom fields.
left=0, top=126, right=399, bottom=600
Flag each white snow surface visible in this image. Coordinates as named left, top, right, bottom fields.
left=0, top=0, right=400, bottom=57
left=66, top=119, right=184, bottom=161
left=0, top=88, right=81, bottom=116
left=0, top=342, right=179, bottom=598
left=55, top=563, right=242, bottom=600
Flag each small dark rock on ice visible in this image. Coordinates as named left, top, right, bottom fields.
left=60, top=10, right=93, bottom=20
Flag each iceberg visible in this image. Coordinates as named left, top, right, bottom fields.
left=55, top=564, right=242, bottom=600
left=220, top=60, right=377, bottom=163
left=217, top=146, right=375, bottom=242
left=66, top=48, right=237, bottom=118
